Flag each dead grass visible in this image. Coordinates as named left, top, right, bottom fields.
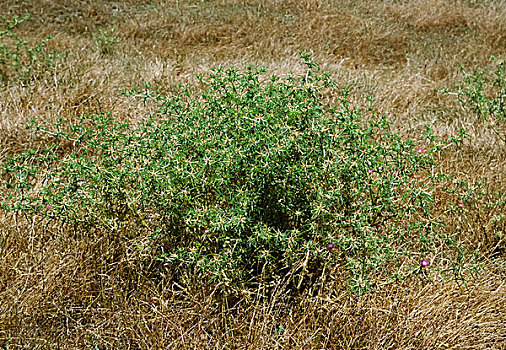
left=1, top=0, right=505, bottom=348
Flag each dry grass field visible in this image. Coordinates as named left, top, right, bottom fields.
left=0, top=0, right=505, bottom=348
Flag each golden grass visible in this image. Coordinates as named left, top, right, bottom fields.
left=1, top=0, right=505, bottom=348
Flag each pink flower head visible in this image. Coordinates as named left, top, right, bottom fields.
left=204, top=229, right=210, bottom=234
left=368, top=169, right=374, bottom=174
left=416, top=148, right=424, bottom=153
left=420, top=259, right=430, bottom=267
left=358, top=200, right=364, bottom=205
left=458, top=203, right=463, bottom=207
left=326, top=243, right=335, bottom=250
left=471, top=190, right=475, bottom=194
left=47, top=205, right=53, bottom=209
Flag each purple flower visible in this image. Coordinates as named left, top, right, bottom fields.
left=358, top=200, right=364, bottom=205
left=47, top=205, right=53, bottom=209
left=326, top=243, right=335, bottom=250
left=368, top=169, right=374, bottom=174
left=420, top=259, right=430, bottom=267
left=458, top=203, right=463, bottom=207
left=416, top=148, right=424, bottom=153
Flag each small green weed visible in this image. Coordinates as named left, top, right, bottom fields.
left=0, top=14, right=66, bottom=85
left=443, top=57, right=505, bottom=142
left=94, top=26, right=121, bottom=56
left=0, top=54, right=476, bottom=294
left=439, top=57, right=506, bottom=259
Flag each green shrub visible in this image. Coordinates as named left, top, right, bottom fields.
left=1, top=54, right=475, bottom=293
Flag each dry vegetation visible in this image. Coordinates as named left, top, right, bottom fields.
left=0, top=0, right=505, bottom=348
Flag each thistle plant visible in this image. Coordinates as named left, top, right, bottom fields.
left=1, top=54, right=475, bottom=294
